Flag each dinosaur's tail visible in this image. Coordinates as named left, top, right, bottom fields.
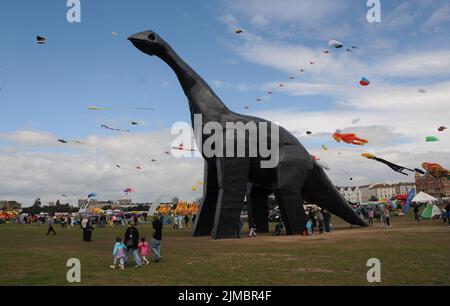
left=301, top=162, right=367, bottom=227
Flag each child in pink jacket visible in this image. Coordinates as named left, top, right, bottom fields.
left=138, top=237, right=150, bottom=265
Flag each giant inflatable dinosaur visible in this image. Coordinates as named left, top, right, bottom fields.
left=128, top=30, right=366, bottom=239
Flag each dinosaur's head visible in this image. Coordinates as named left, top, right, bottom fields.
left=128, top=30, right=166, bottom=56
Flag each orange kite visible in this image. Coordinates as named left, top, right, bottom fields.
left=332, top=131, right=368, bottom=145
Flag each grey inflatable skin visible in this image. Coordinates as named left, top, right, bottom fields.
left=128, top=31, right=367, bottom=239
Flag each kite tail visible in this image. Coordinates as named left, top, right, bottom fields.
left=301, top=161, right=367, bottom=226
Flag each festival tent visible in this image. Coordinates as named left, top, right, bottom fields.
left=421, top=204, right=442, bottom=219
left=411, top=191, right=437, bottom=203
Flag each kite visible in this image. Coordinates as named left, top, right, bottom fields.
left=289, top=76, right=295, bottom=80
left=267, top=91, right=272, bottom=95
left=256, top=98, right=262, bottom=102
left=61, top=195, right=67, bottom=197
left=351, top=118, right=361, bottom=124
left=136, top=166, right=143, bottom=170
left=131, top=121, right=139, bottom=125
left=191, top=186, right=197, bottom=191
left=101, top=124, right=130, bottom=133
left=87, top=192, right=97, bottom=199
left=112, top=32, right=118, bottom=37
left=332, top=131, right=368, bottom=145
left=346, top=48, right=353, bottom=52
left=133, top=107, right=155, bottom=111
left=438, top=126, right=447, bottom=132
left=328, top=39, right=343, bottom=48
left=300, top=69, right=305, bottom=73
left=279, top=83, right=285, bottom=87
left=310, top=61, right=315, bottom=65
left=244, top=106, right=250, bottom=110
left=323, top=50, right=330, bottom=54
left=37, top=35, right=47, bottom=44
left=235, top=29, right=243, bottom=34
left=362, top=153, right=417, bottom=176
left=171, top=143, right=196, bottom=152
left=123, top=188, right=135, bottom=195
left=57, top=139, right=85, bottom=145
left=414, top=168, right=425, bottom=175
left=422, top=162, right=449, bottom=178
left=425, top=136, right=439, bottom=142
left=151, top=159, right=157, bottom=162
left=321, top=144, right=328, bottom=150
left=306, top=131, right=312, bottom=135
left=351, top=46, right=358, bottom=49
left=418, top=88, right=427, bottom=94
left=359, top=77, right=370, bottom=86
left=88, top=106, right=111, bottom=111
left=197, top=181, right=204, bottom=186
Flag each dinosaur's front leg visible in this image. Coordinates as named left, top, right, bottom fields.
left=211, top=157, right=249, bottom=239
left=193, top=159, right=219, bottom=237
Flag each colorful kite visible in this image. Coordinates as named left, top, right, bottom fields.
left=171, top=143, right=196, bottom=152
left=321, top=144, right=328, bottom=150
left=426, top=136, right=439, bottom=142
left=362, top=153, right=416, bottom=176
left=333, top=131, right=368, bottom=145
left=123, top=188, right=135, bottom=195
left=359, top=77, right=370, bottom=86
left=438, top=126, right=447, bottom=132
left=235, top=29, right=243, bottom=34
left=87, top=192, right=97, bottom=199
left=422, top=162, right=449, bottom=178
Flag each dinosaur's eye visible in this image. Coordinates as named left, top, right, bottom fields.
left=147, top=33, right=156, bottom=41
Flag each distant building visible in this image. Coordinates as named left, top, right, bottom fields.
left=115, top=199, right=132, bottom=208
left=415, top=172, right=450, bottom=199
left=338, top=186, right=362, bottom=203
left=343, top=182, right=416, bottom=202
left=0, top=201, right=22, bottom=210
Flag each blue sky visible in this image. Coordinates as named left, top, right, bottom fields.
left=0, top=0, right=449, bottom=205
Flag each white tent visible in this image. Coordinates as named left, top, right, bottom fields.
left=411, top=191, right=437, bottom=203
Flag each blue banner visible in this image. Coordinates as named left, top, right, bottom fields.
left=404, top=188, right=416, bottom=215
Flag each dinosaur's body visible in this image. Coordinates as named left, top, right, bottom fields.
left=129, top=31, right=366, bottom=239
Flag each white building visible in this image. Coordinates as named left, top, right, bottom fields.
left=338, top=186, right=362, bottom=203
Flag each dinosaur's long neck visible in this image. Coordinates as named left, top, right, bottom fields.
left=158, top=46, right=229, bottom=117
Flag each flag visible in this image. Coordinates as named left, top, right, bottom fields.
left=404, top=188, right=416, bottom=215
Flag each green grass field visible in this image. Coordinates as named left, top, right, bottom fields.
left=0, top=216, right=449, bottom=286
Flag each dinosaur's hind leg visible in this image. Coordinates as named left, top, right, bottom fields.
left=275, top=147, right=310, bottom=234
left=193, top=160, right=219, bottom=237
left=274, top=189, right=307, bottom=234
left=211, top=157, right=249, bottom=239
left=247, top=184, right=272, bottom=233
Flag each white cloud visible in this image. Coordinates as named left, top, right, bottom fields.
left=0, top=130, right=204, bottom=206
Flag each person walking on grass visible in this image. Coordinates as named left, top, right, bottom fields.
left=46, top=215, right=56, bottom=235
left=124, top=222, right=142, bottom=268
left=138, top=237, right=150, bottom=266
left=322, top=209, right=332, bottom=234
left=413, top=205, right=420, bottom=225
left=384, top=206, right=391, bottom=228
left=110, top=237, right=126, bottom=270
left=151, top=215, right=163, bottom=262
left=368, top=209, right=374, bottom=227
left=184, top=215, right=190, bottom=228
left=441, top=209, right=448, bottom=226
